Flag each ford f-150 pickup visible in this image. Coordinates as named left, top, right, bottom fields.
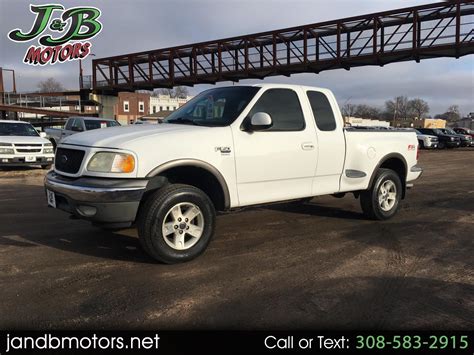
left=44, top=84, right=423, bottom=263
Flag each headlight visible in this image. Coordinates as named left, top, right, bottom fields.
left=0, top=148, right=14, bottom=154
left=44, top=143, right=53, bottom=147
left=43, top=148, right=54, bottom=154
left=87, top=152, right=135, bottom=173
left=450, top=137, right=454, bottom=141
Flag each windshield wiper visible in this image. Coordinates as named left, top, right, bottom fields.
left=166, top=117, right=202, bottom=126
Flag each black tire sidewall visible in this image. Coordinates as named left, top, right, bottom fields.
left=143, top=186, right=215, bottom=263
left=370, top=170, right=402, bottom=220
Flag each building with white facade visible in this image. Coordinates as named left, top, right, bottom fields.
left=149, top=95, right=193, bottom=114
left=345, top=117, right=390, bottom=127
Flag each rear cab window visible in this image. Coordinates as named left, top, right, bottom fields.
left=84, top=120, right=120, bottom=130
left=306, top=91, right=336, bottom=131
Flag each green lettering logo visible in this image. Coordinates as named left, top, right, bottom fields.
left=8, top=4, right=102, bottom=45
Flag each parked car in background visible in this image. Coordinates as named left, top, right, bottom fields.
left=0, top=120, right=54, bottom=169
left=45, top=84, right=422, bottom=263
left=439, top=128, right=473, bottom=147
left=452, top=127, right=474, bottom=140
left=417, top=128, right=461, bottom=149
left=45, top=117, right=120, bottom=149
left=415, top=129, right=438, bottom=149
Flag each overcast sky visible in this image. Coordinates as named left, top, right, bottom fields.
left=1, top=0, right=473, bottom=116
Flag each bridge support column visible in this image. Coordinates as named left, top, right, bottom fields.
left=91, top=94, right=118, bottom=119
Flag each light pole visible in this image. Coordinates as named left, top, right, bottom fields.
left=79, top=54, right=96, bottom=89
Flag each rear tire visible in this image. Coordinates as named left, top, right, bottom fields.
left=360, top=168, right=402, bottom=220
left=137, top=184, right=216, bottom=264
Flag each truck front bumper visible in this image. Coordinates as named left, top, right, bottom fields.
left=0, top=155, right=54, bottom=166
left=44, top=171, right=152, bottom=228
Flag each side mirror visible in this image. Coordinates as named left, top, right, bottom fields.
left=39, top=132, right=47, bottom=138
left=71, top=126, right=83, bottom=132
left=248, top=112, right=273, bottom=131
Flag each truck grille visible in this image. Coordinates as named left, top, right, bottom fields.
left=55, top=148, right=85, bottom=174
left=17, top=148, right=41, bottom=153
left=14, top=143, right=42, bottom=147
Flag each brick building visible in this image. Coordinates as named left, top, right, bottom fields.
left=115, top=92, right=150, bottom=125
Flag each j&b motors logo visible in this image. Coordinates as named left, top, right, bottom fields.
left=7, top=4, right=103, bottom=66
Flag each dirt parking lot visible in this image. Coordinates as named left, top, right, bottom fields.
left=0, top=149, right=473, bottom=330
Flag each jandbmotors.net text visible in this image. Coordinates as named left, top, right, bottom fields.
left=4, top=333, right=160, bottom=352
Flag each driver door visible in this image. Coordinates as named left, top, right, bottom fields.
left=232, top=88, right=317, bottom=206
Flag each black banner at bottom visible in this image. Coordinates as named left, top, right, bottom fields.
left=0, top=331, right=472, bottom=354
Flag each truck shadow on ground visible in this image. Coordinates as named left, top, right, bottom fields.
left=0, top=184, right=155, bottom=263
left=1, top=184, right=472, bottom=268
left=265, top=200, right=365, bottom=220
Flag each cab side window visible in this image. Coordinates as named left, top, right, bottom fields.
left=307, top=91, right=337, bottom=131
left=71, top=119, right=84, bottom=131
left=65, top=119, right=75, bottom=130
left=249, top=89, right=305, bottom=131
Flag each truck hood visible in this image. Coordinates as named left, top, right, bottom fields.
left=61, top=123, right=207, bottom=149
left=0, top=135, right=50, bottom=145
left=417, top=134, right=437, bottom=139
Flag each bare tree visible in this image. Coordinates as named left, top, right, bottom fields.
left=174, top=86, right=189, bottom=98
left=438, top=105, right=461, bottom=122
left=385, top=96, right=410, bottom=120
left=156, top=86, right=189, bottom=98
left=408, top=98, right=430, bottom=119
left=354, top=104, right=382, bottom=119
left=158, top=88, right=173, bottom=96
left=341, top=103, right=357, bottom=118
left=37, top=78, right=65, bottom=92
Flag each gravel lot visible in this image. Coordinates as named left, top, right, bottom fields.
left=0, top=149, right=473, bottom=330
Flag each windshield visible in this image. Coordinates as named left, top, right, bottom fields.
left=441, top=128, right=455, bottom=135
left=84, top=119, right=120, bottom=130
left=0, top=122, right=39, bottom=137
left=415, top=130, right=422, bottom=134
left=163, top=86, right=260, bottom=127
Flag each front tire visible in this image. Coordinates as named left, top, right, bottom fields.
left=137, top=184, right=216, bottom=264
left=438, top=141, right=446, bottom=149
left=360, top=168, right=402, bottom=220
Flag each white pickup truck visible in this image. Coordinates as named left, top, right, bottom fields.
left=0, top=120, right=54, bottom=168
left=44, top=84, right=422, bottom=263
left=45, top=117, right=120, bottom=149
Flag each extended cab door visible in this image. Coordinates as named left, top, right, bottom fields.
left=305, top=90, right=345, bottom=195
left=60, top=118, right=75, bottom=141
left=232, top=87, right=318, bottom=206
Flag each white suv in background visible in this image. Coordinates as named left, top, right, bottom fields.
left=415, top=129, right=438, bottom=149
left=0, top=120, right=55, bottom=169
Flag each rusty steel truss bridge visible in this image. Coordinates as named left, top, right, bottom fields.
left=92, top=0, right=474, bottom=94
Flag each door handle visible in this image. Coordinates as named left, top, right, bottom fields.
left=301, top=142, right=315, bottom=150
